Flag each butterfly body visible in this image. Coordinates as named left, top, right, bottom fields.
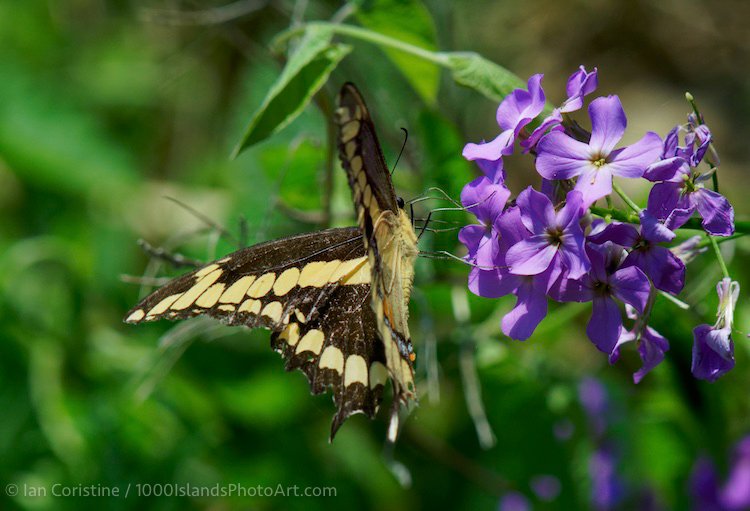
left=125, top=83, right=417, bottom=439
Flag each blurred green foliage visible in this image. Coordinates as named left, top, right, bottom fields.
left=1, top=1, right=749, bottom=510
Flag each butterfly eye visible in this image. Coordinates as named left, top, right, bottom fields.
left=397, top=197, right=405, bottom=209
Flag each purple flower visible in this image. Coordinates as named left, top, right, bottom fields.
left=578, top=376, right=609, bottom=437
left=556, top=242, right=650, bottom=354
left=459, top=176, right=513, bottom=298
left=495, top=206, right=553, bottom=340
left=720, top=436, right=750, bottom=509
left=691, top=457, right=723, bottom=511
left=463, top=74, right=546, bottom=162
left=690, top=436, right=750, bottom=511
left=590, top=446, right=624, bottom=510
left=530, top=475, right=561, bottom=502
left=692, top=278, right=739, bottom=382
left=560, top=65, right=599, bottom=113
left=588, top=211, right=686, bottom=294
left=535, top=95, right=662, bottom=207
left=505, top=188, right=589, bottom=279
left=610, top=322, right=669, bottom=384
left=645, top=122, right=734, bottom=236
left=499, top=492, right=531, bottom=511
left=647, top=176, right=735, bottom=236
left=523, top=66, right=598, bottom=152
left=692, top=325, right=735, bottom=382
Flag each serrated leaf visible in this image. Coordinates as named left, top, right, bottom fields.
left=232, top=27, right=350, bottom=157
left=355, top=0, right=439, bottom=104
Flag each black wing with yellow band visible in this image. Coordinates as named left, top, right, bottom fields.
left=125, top=227, right=389, bottom=438
left=125, top=83, right=419, bottom=440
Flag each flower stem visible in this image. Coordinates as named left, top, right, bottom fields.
left=590, top=206, right=639, bottom=224
left=696, top=232, right=748, bottom=248
left=611, top=182, right=641, bottom=213
left=273, top=21, right=449, bottom=66
left=590, top=207, right=750, bottom=235
left=709, top=235, right=730, bottom=279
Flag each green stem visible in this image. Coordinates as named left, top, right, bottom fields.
left=611, top=182, right=641, bottom=213
left=590, top=206, right=639, bottom=224
left=589, top=207, right=750, bottom=235
left=274, top=22, right=449, bottom=66
left=696, top=232, right=748, bottom=248
left=709, top=235, right=730, bottom=279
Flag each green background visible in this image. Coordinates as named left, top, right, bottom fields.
left=1, top=1, right=748, bottom=510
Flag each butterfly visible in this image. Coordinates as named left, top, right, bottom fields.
left=125, top=83, right=419, bottom=440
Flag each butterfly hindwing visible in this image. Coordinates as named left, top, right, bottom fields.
left=125, top=227, right=388, bottom=436
left=335, top=83, right=419, bottom=409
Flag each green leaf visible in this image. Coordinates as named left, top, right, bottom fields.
left=355, top=0, right=439, bottom=104
left=232, top=27, right=351, bottom=157
left=443, top=51, right=527, bottom=103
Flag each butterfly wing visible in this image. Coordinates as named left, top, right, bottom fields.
left=125, top=227, right=389, bottom=438
left=335, top=83, right=419, bottom=411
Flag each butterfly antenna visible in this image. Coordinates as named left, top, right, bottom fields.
left=391, top=127, right=408, bottom=176
left=418, top=250, right=506, bottom=270
left=164, top=195, right=239, bottom=246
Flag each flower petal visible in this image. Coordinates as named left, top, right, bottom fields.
left=501, top=278, right=548, bottom=340
left=695, top=188, right=735, bottom=236
left=561, top=65, right=598, bottom=113
left=548, top=276, right=592, bottom=303
left=607, top=131, right=663, bottom=178
left=559, top=230, right=590, bottom=280
left=608, top=328, right=636, bottom=364
left=521, top=110, right=563, bottom=152
left=587, top=296, right=622, bottom=354
left=573, top=165, right=613, bottom=208
left=458, top=224, right=486, bottom=258
left=719, top=437, right=750, bottom=509
left=588, top=95, right=626, bottom=156
left=535, top=131, right=592, bottom=180
left=462, top=130, right=514, bottom=161
left=644, top=156, right=689, bottom=182
left=460, top=176, right=511, bottom=225
left=624, top=247, right=685, bottom=295
left=497, top=74, right=546, bottom=133
left=646, top=182, right=684, bottom=224
left=475, top=158, right=506, bottom=183
left=468, top=267, right=520, bottom=298
left=633, top=327, right=669, bottom=383
left=640, top=210, right=675, bottom=243
left=691, top=324, right=735, bottom=382
left=506, top=236, right=558, bottom=275
left=610, top=266, right=650, bottom=313
left=557, top=190, right=585, bottom=228
left=587, top=222, right=640, bottom=247
left=517, top=186, right=555, bottom=234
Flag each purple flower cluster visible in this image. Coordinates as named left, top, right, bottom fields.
left=460, top=67, right=738, bottom=382
left=691, top=435, right=750, bottom=510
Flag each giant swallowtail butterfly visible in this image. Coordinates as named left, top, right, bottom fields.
left=125, top=83, right=419, bottom=440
